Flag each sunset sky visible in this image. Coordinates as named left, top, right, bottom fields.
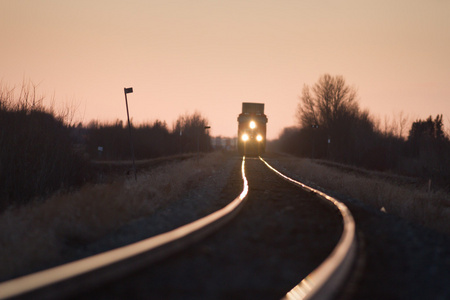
left=1, top=1, right=449, bottom=139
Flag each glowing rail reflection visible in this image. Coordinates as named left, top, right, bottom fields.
left=259, top=157, right=356, bottom=300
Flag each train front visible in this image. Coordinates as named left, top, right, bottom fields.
left=237, top=103, right=268, bottom=156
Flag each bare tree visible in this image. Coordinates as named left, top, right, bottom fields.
left=57, top=98, right=81, bottom=126
left=392, top=111, right=409, bottom=139
left=296, top=84, right=318, bottom=126
left=173, top=111, right=211, bottom=153
left=383, top=115, right=392, bottom=137
left=297, top=74, right=359, bottom=130
left=296, top=74, right=369, bottom=162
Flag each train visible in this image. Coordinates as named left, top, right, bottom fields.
left=237, top=102, right=268, bottom=156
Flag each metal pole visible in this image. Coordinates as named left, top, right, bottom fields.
left=124, top=87, right=137, bottom=181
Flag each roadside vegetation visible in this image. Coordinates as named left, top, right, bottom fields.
left=0, top=82, right=211, bottom=210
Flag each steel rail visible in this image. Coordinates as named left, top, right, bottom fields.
left=0, top=157, right=249, bottom=300
left=259, top=157, right=357, bottom=300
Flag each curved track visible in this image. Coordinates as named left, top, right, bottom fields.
left=260, top=157, right=356, bottom=299
left=0, top=155, right=356, bottom=299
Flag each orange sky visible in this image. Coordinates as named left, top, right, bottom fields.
left=1, top=1, right=449, bottom=139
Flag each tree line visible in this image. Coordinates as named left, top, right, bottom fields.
left=0, top=83, right=211, bottom=208
left=85, top=111, right=211, bottom=161
left=272, top=74, right=450, bottom=190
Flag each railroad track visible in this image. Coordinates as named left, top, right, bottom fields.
left=0, top=156, right=356, bottom=300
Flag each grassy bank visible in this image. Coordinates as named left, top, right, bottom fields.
left=266, top=154, right=450, bottom=235
left=0, top=152, right=231, bottom=281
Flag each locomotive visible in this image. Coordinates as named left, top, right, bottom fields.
left=237, top=102, right=268, bottom=156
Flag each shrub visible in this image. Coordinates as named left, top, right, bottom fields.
left=0, top=84, right=88, bottom=209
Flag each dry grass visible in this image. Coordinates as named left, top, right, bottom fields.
left=268, top=155, right=450, bottom=235
left=0, top=152, right=229, bottom=281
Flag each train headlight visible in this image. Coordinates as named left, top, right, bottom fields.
left=241, top=133, right=249, bottom=141
left=249, top=121, right=256, bottom=129
left=256, top=134, right=263, bottom=142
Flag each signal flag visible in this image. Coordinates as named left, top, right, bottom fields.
left=124, top=87, right=133, bottom=94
